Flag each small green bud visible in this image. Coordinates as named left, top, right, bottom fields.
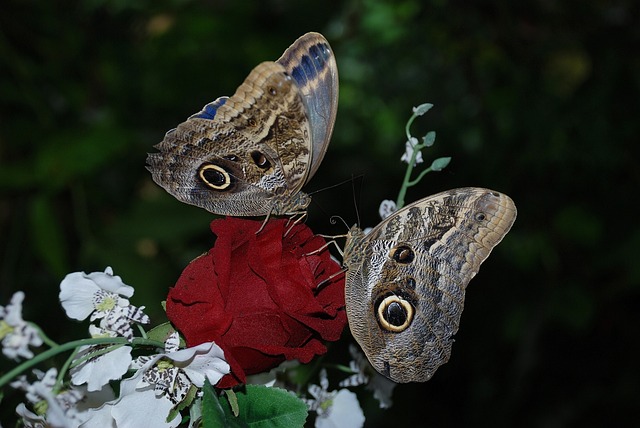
left=422, top=131, right=436, bottom=147
left=412, top=103, right=433, bottom=116
left=430, top=157, right=451, bottom=171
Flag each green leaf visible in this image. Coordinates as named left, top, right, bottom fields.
left=146, top=322, right=181, bottom=345
left=208, top=385, right=308, bottom=428
left=202, top=380, right=233, bottom=428
left=430, top=156, right=451, bottom=171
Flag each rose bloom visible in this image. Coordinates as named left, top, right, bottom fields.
left=166, top=217, right=347, bottom=388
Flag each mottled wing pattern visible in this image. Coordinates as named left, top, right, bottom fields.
left=146, top=61, right=311, bottom=216
left=344, top=188, right=517, bottom=383
left=277, top=32, right=338, bottom=180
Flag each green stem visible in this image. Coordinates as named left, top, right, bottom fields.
left=0, top=337, right=163, bottom=389
left=55, top=347, right=81, bottom=392
left=405, top=112, right=418, bottom=142
left=396, top=141, right=425, bottom=210
left=406, top=167, right=433, bottom=187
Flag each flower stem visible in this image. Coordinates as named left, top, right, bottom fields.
left=395, top=104, right=448, bottom=209
left=406, top=166, right=434, bottom=187
left=0, top=336, right=163, bottom=389
left=396, top=111, right=427, bottom=209
left=55, top=347, right=81, bottom=392
left=396, top=148, right=419, bottom=210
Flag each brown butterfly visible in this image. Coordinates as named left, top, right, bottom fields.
left=343, top=188, right=517, bottom=383
left=147, top=32, right=338, bottom=216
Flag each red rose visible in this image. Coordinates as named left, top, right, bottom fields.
left=166, top=217, right=347, bottom=388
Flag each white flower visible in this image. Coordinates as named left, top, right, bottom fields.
left=59, top=267, right=150, bottom=340
left=400, top=137, right=424, bottom=166
left=339, top=344, right=396, bottom=409
left=316, top=389, right=365, bottom=428
left=12, top=369, right=71, bottom=427
left=0, top=291, right=43, bottom=361
left=132, top=332, right=229, bottom=391
left=306, top=369, right=365, bottom=428
left=11, top=368, right=109, bottom=428
left=81, top=333, right=229, bottom=427
left=71, top=344, right=133, bottom=392
left=378, top=200, right=397, bottom=220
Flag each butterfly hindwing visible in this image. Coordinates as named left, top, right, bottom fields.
left=344, top=188, right=517, bottom=383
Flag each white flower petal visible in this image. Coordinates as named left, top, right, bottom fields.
left=315, top=389, right=365, bottom=428
left=378, top=200, right=397, bottom=220
left=113, top=375, right=180, bottom=428
left=71, top=345, right=133, bottom=392
left=80, top=369, right=179, bottom=428
left=88, top=324, right=116, bottom=338
left=16, top=403, right=46, bottom=427
left=168, top=341, right=229, bottom=387
left=59, top=273, right=102, bottom=320
left=79, top=404, right=117, bottom=428
left=3, top=291, right=25, bottom=324
left=88, top=267, right=134, bottom=297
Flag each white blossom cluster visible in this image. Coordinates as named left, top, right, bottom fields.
left=2, top=267, right=230, bottom=428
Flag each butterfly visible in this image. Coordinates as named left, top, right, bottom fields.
left=147, top=32, right=338, bottom=217
left=343, top=188, right=517, bottom=383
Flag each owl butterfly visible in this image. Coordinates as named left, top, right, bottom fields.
left=147, top=32, right=338, bottom=217
left=343, top=188, right=517, bottom=383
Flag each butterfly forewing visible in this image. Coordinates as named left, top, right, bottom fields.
left=344, top=188, right=517, bottom=383
left=277, top=32, right=338, bottom=180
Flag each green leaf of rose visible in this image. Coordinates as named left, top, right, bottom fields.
left=207, top=384, right=308, bottom=428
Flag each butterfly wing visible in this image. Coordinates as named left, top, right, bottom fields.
left=147, top=60, right=312, bottom=216
left=277, top=32, right=338, bottom=181
left=344, top=188, right=517, bottom=383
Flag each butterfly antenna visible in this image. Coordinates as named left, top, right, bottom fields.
left=307, top=174, right=365, bottom=196
left=329, top=215, right=349, bottom=230
left=352, top=173, right=362, bottom=228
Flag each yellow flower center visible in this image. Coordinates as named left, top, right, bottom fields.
left=156, top=359, right=174, bottom=371
left=95, top=294, right=117, bottom=312
left=0, top=320, right=14, bottom=339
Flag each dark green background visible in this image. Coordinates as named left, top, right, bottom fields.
left=1, top=0, right=638, bottom=426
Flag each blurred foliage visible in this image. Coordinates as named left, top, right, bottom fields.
left=1, top=0, right=639, bottom=426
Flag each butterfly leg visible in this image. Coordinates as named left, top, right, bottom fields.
left=314, top=267, right=347, bottom=291
left=256, top=211, right=273, bottom=234
left=284, top=211, right=307, bottom=236
left=305, top=234, right=347, bottom=257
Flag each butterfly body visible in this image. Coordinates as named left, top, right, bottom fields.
left=147, top=33, right=338, bottom=216
left=344, top=188, right=517, bottom=383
